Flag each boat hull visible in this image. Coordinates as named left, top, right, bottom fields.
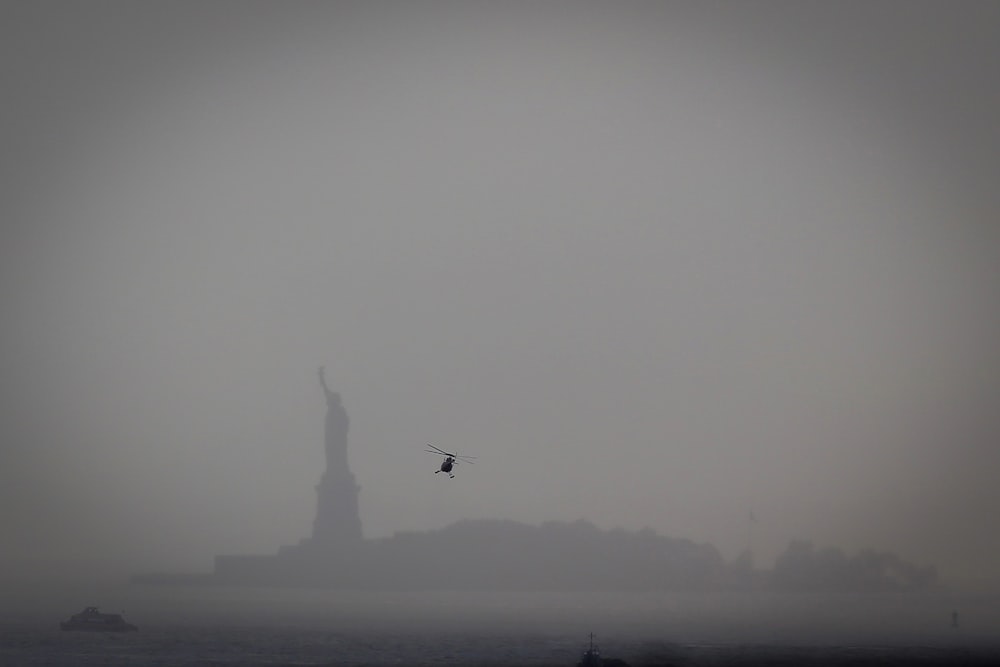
left=60, top=621, right=137, bottom=632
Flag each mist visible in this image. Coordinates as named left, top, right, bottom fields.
left=3, top=0, right=999, bottom=597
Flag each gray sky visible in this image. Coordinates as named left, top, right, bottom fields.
left=3, top=1, right=998, bottom=589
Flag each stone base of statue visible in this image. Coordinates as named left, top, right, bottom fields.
left=312, top=470, right=363, bottom=547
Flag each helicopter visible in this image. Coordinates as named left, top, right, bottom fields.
left=425, top=444, right=477, bottom=478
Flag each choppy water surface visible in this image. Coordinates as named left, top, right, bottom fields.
left=3, top=587, right=999, bottom=665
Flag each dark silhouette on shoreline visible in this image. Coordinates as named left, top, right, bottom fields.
left=132, top=381, right=938, bottom=592
left=311, top=366, right=362, bottom=546
left=771, top=539, right=938, bottom=592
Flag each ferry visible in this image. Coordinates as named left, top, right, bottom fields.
left=60, top=606, right=137, bottom=632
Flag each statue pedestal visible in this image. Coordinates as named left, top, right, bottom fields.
left=312, top=471, right=363, bottom=546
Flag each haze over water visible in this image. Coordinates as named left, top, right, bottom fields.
left=5, top=584, right=1000, bottom=666
left=3, top=0, right=999, bottom=616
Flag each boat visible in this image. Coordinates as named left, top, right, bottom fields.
left=577, top=633, right=629, bottom=667
left=578, top=632, right=601, bottom=666
left=60, top=606, right=137, bottom=632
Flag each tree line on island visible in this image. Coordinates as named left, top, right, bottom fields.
left=358, top=519, right=938, bottom=592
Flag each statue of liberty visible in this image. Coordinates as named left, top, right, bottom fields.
left=318, top=366, right=349, bottom=473
left=311, top=366, right=362, bottom=546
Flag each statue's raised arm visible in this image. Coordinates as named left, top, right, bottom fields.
left=318, top=366, right=337, bottom=406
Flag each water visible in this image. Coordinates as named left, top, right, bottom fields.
left=3, top=586, right=999, bottom=665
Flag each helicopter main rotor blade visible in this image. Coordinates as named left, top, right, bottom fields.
left=425, top=444, right=456, bottom=457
